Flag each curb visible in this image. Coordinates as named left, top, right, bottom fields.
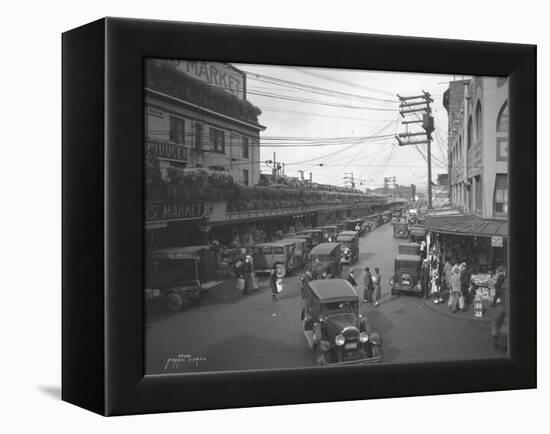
left=421, top=298, right=492, bottom=324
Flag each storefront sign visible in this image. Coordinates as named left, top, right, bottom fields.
left=174, top=61, right=245, bottom=100
left=146, top=202, right=206, bottom=222
left=146, top=143, right=189, bottom=162
left=491, top=236, right=503, bottom=247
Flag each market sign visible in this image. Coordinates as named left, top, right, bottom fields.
left=146, top=202, right=207, bottom=222
left=173, top=60, right=245, bottom=100
left=491, top=236, right=503, bottom=247
left=146, top=142, right=189, bottom=162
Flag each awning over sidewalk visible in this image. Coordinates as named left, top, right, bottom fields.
left=425, top=212, right=508, bottom=238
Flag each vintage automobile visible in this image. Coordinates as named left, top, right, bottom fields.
left=301, top=278, right=383, bottom=365
left=308, top=242, right=342, bottom=280
left=344, top=218, right=364, bottom=235
left=279, top=237, right=308, bottom=264
left=398, top=243, right=420, bottom=256
left=382, top=211, right=393, bottom=223
left=253, top=240, right=301, bottom=278
left=296, top=229, right=326, bottom=247
left=315, top=225, right=339, bottom=243
left=390, top=253, right=423, bottom=296
left=409, top=225, right=427, bottom=243
left=282, top=232, right=313, bottom=252
left=393, top=221, right=409, bottom=239
left=336, top=231, right=359, bottom=265
left=145, top=247, right=210, bottom=311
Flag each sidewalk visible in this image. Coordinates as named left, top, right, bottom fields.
left=422, top=294, right=504, bottom=324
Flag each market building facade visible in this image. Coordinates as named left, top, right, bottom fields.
left=426, top=77, right=509, bottom=271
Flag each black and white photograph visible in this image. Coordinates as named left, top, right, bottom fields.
left=144, top=59, right=510, bottom=373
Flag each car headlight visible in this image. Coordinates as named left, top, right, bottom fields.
left=359, top=332, right=369, bottom=343
left=335, top=334, right=345, bottom=346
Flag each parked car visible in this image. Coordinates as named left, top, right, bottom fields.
left=280, top=238, right=308, bottom=264
left=308, top=242, right=342, bottom=280
left=296, top=229, right=326, bottom=247
left=390, top=253, right=423, bottom=296
left=145, top=248, right=204, bottom=311
left=301, top=278, right=383, bottom=365
left=398, top=243, right=420, bottom=256
left=253, top=240, right=301, bottom=278
left=283, top=232, right=313, bottom=252
left=315, top=225, right=339, bottom=242
left=392, top=222, right=409, bottom=239
left=344, top=218, right=364, bottom=235
left=409, top=225, right=427, bottom=243
left=336, top=231, right=359, bottom=265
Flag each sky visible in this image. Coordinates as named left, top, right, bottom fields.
left=234, top=63, right=462, bottom=194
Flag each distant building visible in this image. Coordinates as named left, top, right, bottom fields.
left=145, top=59, right=265, bottom=186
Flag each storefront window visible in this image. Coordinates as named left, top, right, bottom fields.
left=494, top=174, right=508, bottom=217
left=475, top=175, right=482, bottom=213
left=169, top=116, right=185, bottom=144
left=243, top=169, right=249, bottom=186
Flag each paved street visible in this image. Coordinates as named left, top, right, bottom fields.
left=146, top=223, right=502, bottom=374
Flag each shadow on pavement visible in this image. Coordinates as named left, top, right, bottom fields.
left=37, top=385, right=61, bottom=400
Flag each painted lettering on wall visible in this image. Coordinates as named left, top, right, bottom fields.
left=146, top=142, right=189, bottom=162
left=146, top=202, right=205, bottom=222
left=174, top=61, right=245, bottom=100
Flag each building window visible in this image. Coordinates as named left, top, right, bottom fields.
left=467, top=182, right=473, bottom=211
left=467, top=115, right=473, bottom=149
left=210, top=128, right=225, bottom=153
left=194, top=123, right=203, bottom=150
left=494, top=174, right=508, bottom=216
left=474, top=101, right=482, bottom=143
left=475, top=175, right=482, bottom=213
left=169, top=116, right=185, bottom=144
left=242, top=169, right=249, bottom=186
left=242, top=136, right=249, bottom=159
left=497, top=101, right=509, bottom=133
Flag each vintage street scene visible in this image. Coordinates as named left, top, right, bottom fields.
left=144, top=59, right=509, bottom=373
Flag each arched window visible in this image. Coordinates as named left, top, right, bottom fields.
left=497, top=101, right=509, bottom=133
left=474, top=101, right=482, bottom=142
left=467, top=116, right=473, bottom=149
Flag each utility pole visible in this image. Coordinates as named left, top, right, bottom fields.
left=272, top=152, right=277, bottom=177
left=343, top=172, right=355, bottom=189
left=384, top=176, right=396, bottom=207
left=396, top=91, right=435, bottom=209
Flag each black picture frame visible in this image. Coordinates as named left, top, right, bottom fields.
left=62, top=17, right=536, bottom=416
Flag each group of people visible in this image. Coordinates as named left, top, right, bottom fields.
left=419, top=252, right=507, bottom=314
left=346, top=266, right=382, bottom=307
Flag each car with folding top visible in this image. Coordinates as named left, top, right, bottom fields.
left=145, top=247, right=220, bottom=311
left=301, top=278, right=383, bottom=366
left=336, top=230, right=359, bottom=265
left=253, top=240, right=302, bottom=278
left=390, top=253, right=423, bottom=296
left=307, top=242, right=342, bottom=280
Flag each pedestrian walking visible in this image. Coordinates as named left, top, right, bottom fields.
left=269, top=264, right=279, bottom=301
left=459, top=261, right=471, bottom=307
left=421, top=259, right=430, bottom=299
left=491, top=266, right=506, bottom=307
left=347, top=269, right=358, bottom=289
left=443, top=257, right=453, bottom=298
left=431, top=267, right=443, bottom=303
left=449, top=265, right=462, bottom=313
left=241, top=255, right=253, bottom=295
left=372, top=267, right=382, bottom=306
left=363, top=267, right=373, bottom=302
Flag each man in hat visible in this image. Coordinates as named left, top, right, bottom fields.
left=347, top=269, right=358, bottom=290
left=363, top=266, right=373, bottom=303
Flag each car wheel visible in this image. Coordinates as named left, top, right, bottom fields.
left=275, top=263, right=286, bottom=278
left=166, top=292, right=184, bottom=311
left=371, top=344, right=382, bottom=358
